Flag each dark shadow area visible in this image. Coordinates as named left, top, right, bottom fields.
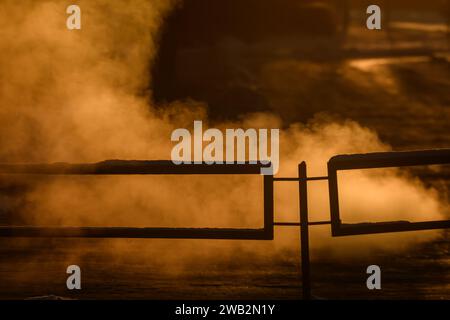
left=152, top=0, right=344, bottom=120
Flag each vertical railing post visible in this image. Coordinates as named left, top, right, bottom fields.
left=299, top=162, right=311, bottom=300
left=264, top=174, right=274, bottom=240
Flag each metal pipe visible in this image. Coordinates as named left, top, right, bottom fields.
left=299, top=162, right=311, bottom=300
left=273, top=176, right=328, bottom=182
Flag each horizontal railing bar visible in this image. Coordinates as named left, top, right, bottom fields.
left=333, top=220, right=450, bottom=237
left=273, top=176, right=328, bottom=182
left=0, top=160, right=271, bottom=175
left=306, top=176, right=329, bottom=181
left=0, top=226, right=273, bottom=240
left=309, top=221, right=332, bottom=226
left=328, top=149, right=450, bottom=171
left=274, top=221, right=331, bottom=226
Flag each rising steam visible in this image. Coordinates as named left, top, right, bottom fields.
left=0, top=0, right=447, bottom=270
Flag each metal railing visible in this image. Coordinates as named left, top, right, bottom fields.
left=0, top=149, right=449, bottom=299
left=0, top=160, right=274, bottom=240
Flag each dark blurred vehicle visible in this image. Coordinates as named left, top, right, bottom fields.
left=152, top=0, right=345, bottom=119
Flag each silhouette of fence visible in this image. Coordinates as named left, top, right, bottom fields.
left=0, top=149, right=449, bottom=299
left=0, top=161, right=274, bottom=240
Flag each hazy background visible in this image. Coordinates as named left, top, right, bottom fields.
left=0, top=0, right=448, bottom=299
